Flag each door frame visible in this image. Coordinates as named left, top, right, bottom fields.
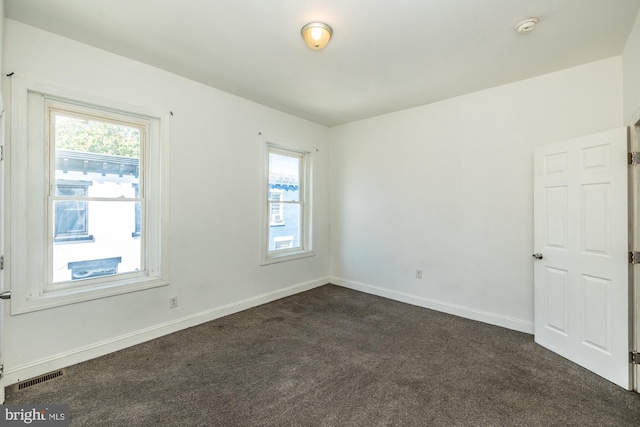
left=631, top=122, right=640, bottom=393
left=0, top=98, right=5, bottom=403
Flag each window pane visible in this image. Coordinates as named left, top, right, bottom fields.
left=54, top=113, right=140, bottom=196
left=268, top=203, right=301, bottom=251
left=52, top=200, right=141, bottom=283
left=269, top=152, right=300, bottom=202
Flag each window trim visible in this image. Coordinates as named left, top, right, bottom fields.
left=260, top=138, right=314, bottom=265
left=8, top=78, right=170, bottom=314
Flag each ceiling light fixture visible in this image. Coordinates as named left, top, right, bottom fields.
left=515, top=17, right=538, bottom=34
left=301, top=22, right=333, bottom=50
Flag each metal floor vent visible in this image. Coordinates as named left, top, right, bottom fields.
left=12, top=369, right=67, bottom=392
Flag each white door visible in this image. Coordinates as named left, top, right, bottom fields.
left=533, top=127, right=630, bottom=390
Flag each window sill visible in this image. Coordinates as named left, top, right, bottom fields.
left=261, top=249, right=315, bottom=266
left=11, top=275, right=169, bottom=315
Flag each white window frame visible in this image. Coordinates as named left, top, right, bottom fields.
left=8, top=78, right=170, bottom=314
left=46, top=101, right=148, bottom=291
left=260, top=138, right=314, bottom=265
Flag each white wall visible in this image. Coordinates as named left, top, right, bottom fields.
left=623, top=6, right=640, bottom=124
left=329, top=57, right=623, bottom=333
left=2, top=19, right=330, bottom=384
left=2, top=12, right=633, bottom=385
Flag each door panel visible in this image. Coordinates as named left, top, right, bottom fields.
left=545, top=186, right=568, bottom=248
left=545, top=267, right=568, bottom=334
left=534, top=127, right=630, bottom=389
left=580, top=274, right=611, bottom=352
left=581, top=184, right=610, bottom=254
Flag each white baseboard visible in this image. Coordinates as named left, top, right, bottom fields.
left=3, top=277, right=329, bottom=386
left=330, top=277, right=534, bottom=334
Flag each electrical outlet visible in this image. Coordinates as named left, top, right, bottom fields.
left=416, top=269, right=423, bottom=279
left=169, top=296, right=178, bottom=309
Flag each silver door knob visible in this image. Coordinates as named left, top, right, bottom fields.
left=532, top=253, right=543, bottom=260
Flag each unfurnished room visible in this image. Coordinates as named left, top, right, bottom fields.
left=0, top=0, right=640, bottom=425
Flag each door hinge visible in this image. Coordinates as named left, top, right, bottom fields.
left=629, top=152, right=640, bottom=165
left=0, top=145, right=3, bottom=161
left=0, top=364, right=3, bottom=378
left=0, top=255, right=3, bottom=270
left=629, top=252, right=640, bottom=264
left=631, top=351, right=640, bottom=364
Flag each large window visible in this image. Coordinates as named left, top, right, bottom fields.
left=262, top=143, right=314, bottom=264
left=49, top=107, right=143, bottom=284
left=9, top=80, right=169, bottom=313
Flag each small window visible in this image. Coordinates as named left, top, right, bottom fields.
left=261, top=142, right=314, bottom=264
left=68, top=257, right=122, bottom=280
left=54, top=180, right=94, bottom=243
left=269, top=189, right=285, bottom=226
left=273, top=236, right=294, bottom=250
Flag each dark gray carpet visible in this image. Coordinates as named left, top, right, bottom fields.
left=6, top=285, right=640, bottom=426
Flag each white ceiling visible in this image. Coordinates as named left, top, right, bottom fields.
left=5, top=0, right=640, bottom=127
